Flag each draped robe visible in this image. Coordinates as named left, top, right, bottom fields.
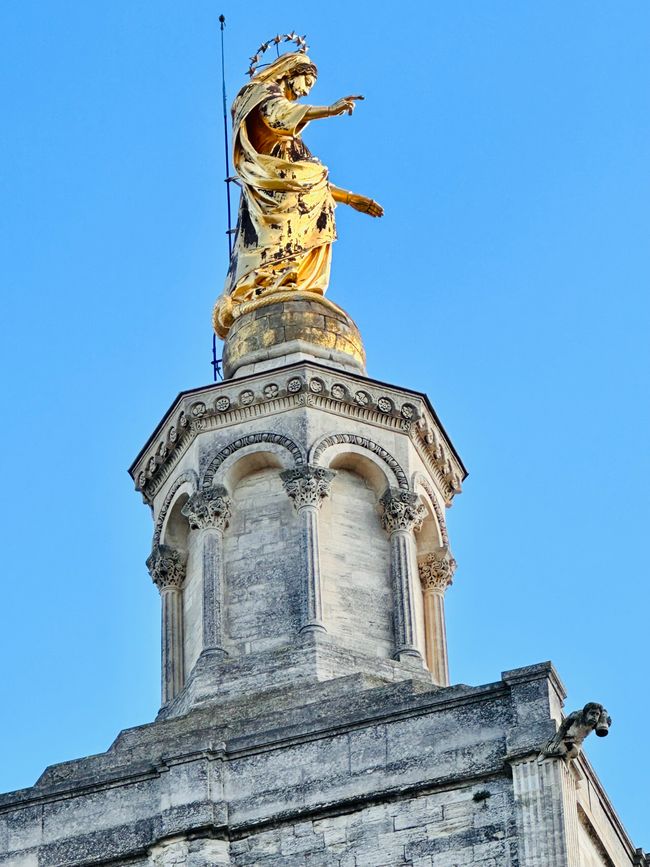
left=223, top=73, right=337, bottom=306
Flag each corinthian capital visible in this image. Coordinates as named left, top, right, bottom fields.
left=281, top=466, right=335, bottom=510
left=418, top=547, right=457, bottom=592
left=380, top=489, right=426, bottom=534
left=181, top=486, right=231, bottom=531
left=146, top=544, right=187, bottom=592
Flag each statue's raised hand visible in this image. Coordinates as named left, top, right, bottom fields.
left=328, top=95, right=364, bottom=116
left=348, top=194, right=384, bottom=218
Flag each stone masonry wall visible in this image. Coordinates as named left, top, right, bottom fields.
left=320, top=468, right=394, bottom=659
left=229, top=780, right=517, bottom=867
left=223, top=467, right=302, bottom=656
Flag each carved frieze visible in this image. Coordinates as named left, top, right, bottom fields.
left=380, top=489, right=426, bottom=534
left=418, top=547, right=457, bottom=592
left=146, top=545, right=187, bottom=592
left=281, top=465, right=335, bottom=510
left=181, top=486, right=231, bottom=531
left=131, top=365, right=465, bottom=507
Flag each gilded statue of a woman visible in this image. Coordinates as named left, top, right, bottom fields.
left=213, top=50, right=383, bottom=338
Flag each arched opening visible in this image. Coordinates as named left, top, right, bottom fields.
left=319, top=452, right=394, bottom=658
left=414, top=486, right=450, bottom=685
left=159, top=492, right=193, bottom=688
left=221, top=451, right=302, bottom=656
left=161, top=493, right=190, bottom=552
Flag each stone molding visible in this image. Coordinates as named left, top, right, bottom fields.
left=182, top=486, right=232, bottom=531
left=280, top=466, right=335, bottom=511
left=201, top=432, right=305, bottom=490
left=311, top=433, right=409, bottom=491
left=152, top=470, right=199, bottom=546
left=130, top=365, right=465, bottom=506
left=146, top=544, right=187, bottom=592
left=418, top=548, right=456, bottom=592
left=413, top=473, right=449, bottom=546
left=380, top=489, right=426, bottom=535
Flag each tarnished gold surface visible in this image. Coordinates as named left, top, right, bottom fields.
left=222, top=296, right=366, bottom=379
left=214, top=50, right=383, bottom=341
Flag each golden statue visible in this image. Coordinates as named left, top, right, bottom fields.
left=213, top=42, right=383, bottom=340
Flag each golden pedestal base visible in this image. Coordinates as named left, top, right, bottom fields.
left=218, top=293, right=366, bottom=380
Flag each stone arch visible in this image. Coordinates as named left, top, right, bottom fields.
left=200, top=433, right=304, bottom=490
left=310, top=434, right=409, bottom=491
left=412, top=472, right=449, bottom=547
left=161, top=493, right=191, bottom=552
left=153, top=470, right=199, bottom=546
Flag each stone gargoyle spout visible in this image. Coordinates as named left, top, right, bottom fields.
left=540, top=702, right=612, bottom=762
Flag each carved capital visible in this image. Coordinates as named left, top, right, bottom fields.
left=418, top=547, right=456, bottom=592
left=182, top=486, right=231, bottom=531
left=146, top=544, right=187, bottom=592
left=380, top=488, right=426, bottom=534
left=281, top=465, right=335, bottom=511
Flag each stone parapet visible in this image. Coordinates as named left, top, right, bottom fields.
left=0, top=663, right=639, bottom=866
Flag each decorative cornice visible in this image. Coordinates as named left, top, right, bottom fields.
left=131, top=365, right=465, bottom=507
left=181, top=486, right=231, bottom=531
left=146, top=545, right=187, bottom=592
left=418, top=548, right=456, bottom=592
left=280, top=466, right=335, bottom=511
left=380, top=489, right=426, bottom=535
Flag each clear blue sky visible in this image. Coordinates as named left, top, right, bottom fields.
left=1, top=0, right=648, bottom=846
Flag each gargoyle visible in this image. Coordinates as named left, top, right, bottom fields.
left=541, top=702, right=611, bottom=761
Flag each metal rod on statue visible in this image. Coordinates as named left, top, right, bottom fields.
left=220, top=14, right=233, bottom=257
left=212, top=13, right=231, bottom=383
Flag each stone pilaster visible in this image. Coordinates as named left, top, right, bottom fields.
left=146, top=544, right=187, bottom=704
left=380, top=489, right=426, bottom=662
left=418, top=547, right=456, bottom=686
left=182, top=487, right=231, bottom=660
left=281, top=466, right=335, bottom=634
left=510, top=755, right=581, bottom=867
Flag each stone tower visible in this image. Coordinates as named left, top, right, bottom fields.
left=132, top=297, right=465, bottom=719
left=0, top=295, right=647, bottom=866
left=1, top=42, right=647, bottom=862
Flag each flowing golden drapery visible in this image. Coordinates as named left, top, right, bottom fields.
left=214, top=54, right=336, bottom=338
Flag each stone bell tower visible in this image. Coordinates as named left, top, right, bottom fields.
left=131, top=295, right=466, bottom=717
left=1, top=38, right=645, bottom=867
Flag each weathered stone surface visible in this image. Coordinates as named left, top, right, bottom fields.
left=0, top=663, right=642, bottom=865
left=2, top=356, right=642, bottom=867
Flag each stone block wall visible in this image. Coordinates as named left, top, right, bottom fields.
left=320, top=468, right=395, bottom=658
left=223, top=467, right=302, bottom=656
left=230, top=782, right=517, bottom=867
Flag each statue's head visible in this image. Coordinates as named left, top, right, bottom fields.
left=284, top=61, right=318, bottom=99
left=249, top=53, right=317, bottom=89
left=582, top=702, right=611, bottom=737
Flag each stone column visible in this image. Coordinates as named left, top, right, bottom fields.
left=418, top=547, right=456, bottom=685
left=380, top=489, right=426, bottom=662
left=510, top=755, right=581, bottom=867
left=281, top=466, right=335, bottom=634
left=146, top=544, right=187, bottom=704
left=182, top=486, right=232, bottom=660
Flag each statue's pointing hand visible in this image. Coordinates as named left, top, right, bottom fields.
left=349, top=194, right=384, bottom=218
left=329, top=95, right=365, bottom=116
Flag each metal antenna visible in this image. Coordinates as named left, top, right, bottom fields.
left=212, top=13, right=232, bottom=383
left=219, top=14, right=234, bottom=257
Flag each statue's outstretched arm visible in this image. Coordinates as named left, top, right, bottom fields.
left=330, top=184, right=383, bottom=218
left=303, top=95, right=365, bottom=121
